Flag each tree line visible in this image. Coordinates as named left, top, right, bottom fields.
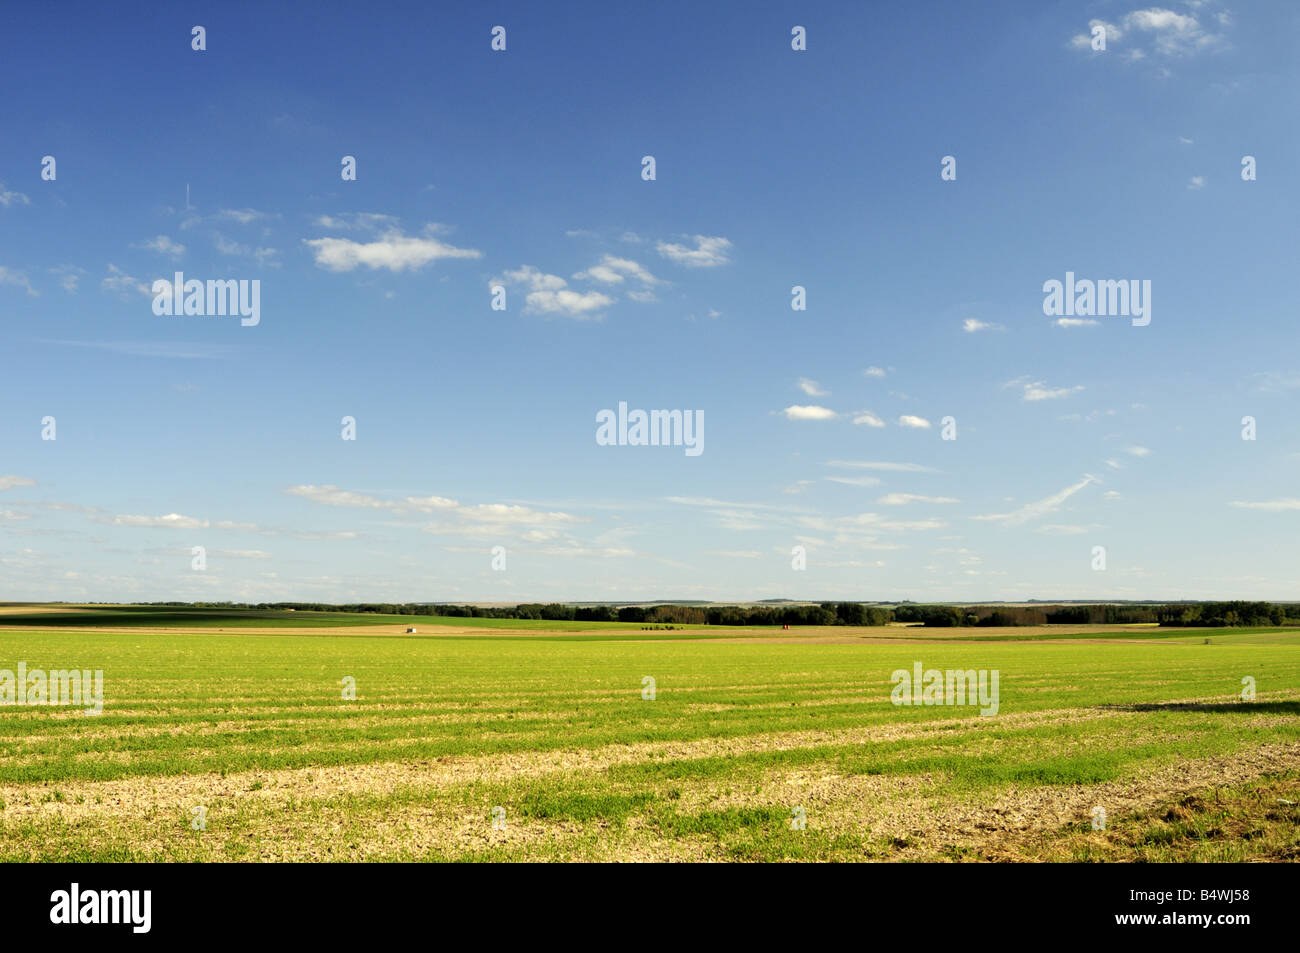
left=140, top=600, right=1300, bottom=627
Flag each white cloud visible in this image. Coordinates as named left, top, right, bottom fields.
left=455, top=503, right=579, bottom=526
left=1060, top=409, right=1115, bottom=422
left=498, top=265, right=613, bottom=318
left=830, top=513, right=948, bottom=533
left=852, top=411, right=886, bottom=428
left=287, top=484, right=580, bottom=537
left=1072, top=8, right=1226, bottom=57
left=963, top=318, right=1005, bottom=333
left=215, top=233, right=280, bottom=267
left=825, top=475, right=882, bottom=487
left=1054, top=317, right=1099, bottom=328
left=782, top=405, right=837, bottom=421
left=527, top=288, right=613, bottom=318
left=49, top=265, right=86, bottom=293
left=0, top=184, right=31, bottom=207
left=1230, top=499, right=1300, bottom=511
left=134, top=235, right=186, bottom=259
left=1036, top=524, right=1089, bottom=535
left=877, top=493, right=959, bottom=505
left=1250, top=371, right=1300, bottom=394
left=110, top=513, right=210, bottom=530
left=305, top=226, right=481, bottom=272
left=1126, top=446, right=1151, bottom=457
left=0, top=475, right=36, bottom=491
left=971, top=474, right=1096, bottom=526
left=863, top=366, right=887, bottom=378
left=216, top=208, right=271, bottom=225
left=1019, top=380, right=1084, bottom=402
left=1124, top=8, right=1219, bottom=55
left=898, top=415, right=931, bottom=429
left=1188, top=175, right=1206, bottom=190
left=797, top=377, right=829, bottom=397
left=0, top=267, right=37, bottom=297
left=502, top=266, right=566, bottom=292
left=100, top=264, right=153, bottom=298
left=314, top=213, right=400, bottom=232
left=287, top=485, right=393, bottom=509
left=656, top=235, right=732, bottom=267
left=826, top=460, right=938, bottom=473
left=574, top=254, right=659, bottom=285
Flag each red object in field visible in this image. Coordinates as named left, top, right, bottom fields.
left=782, top=624, right=789, bottom=630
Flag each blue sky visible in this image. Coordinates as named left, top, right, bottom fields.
left=2, top=0, right=1297, bottom=603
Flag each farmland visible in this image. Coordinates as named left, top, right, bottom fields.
left=0, top=606, right=1297, bottom=861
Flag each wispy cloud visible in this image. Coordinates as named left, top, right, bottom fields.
left=573, top=254, right=659, bottom=286
left=1007, top=378, right=1085, bottom=402
left=106, top=513, right=211, bottom=530
left=656, top=235, right=732, bottom=267
left=306, top=225, right=480, bottom=272
left=100, top=264, right=153, bottom=298
left=782, top=405, right=837, bottom=421
left=216, top=208, right=273, bottom=225
left=826, top=460, right=938, bottom=473
left=48, top=264, right=86, bottom=293
left=286, top=485, right=582, bottom=538
left=825, top=475, right=883, bottom=487
left=1230, top=499, right=1300, bottom=511
left=972, top=474, right=1096, bottom=526
left=313, top=212, right=399, bottom=232
left=133, top=235, right=186, bottom=259
left=34, top=340, right=233, bottom=359
left=0, top=184, right=31, bottom=208
left=1250, top=371, right=1300, bottom=394
left=0, top=266, right=37, bottom=297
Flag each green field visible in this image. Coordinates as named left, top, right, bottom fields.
left=1, top=608, right=1297, bottom=861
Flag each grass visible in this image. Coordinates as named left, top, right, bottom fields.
left=0, top=608, right=1297, bottom=861
left=1011, top=773, right=1300, bottom=862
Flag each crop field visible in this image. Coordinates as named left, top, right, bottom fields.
left=1, top=607, right=1298, bottom=862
